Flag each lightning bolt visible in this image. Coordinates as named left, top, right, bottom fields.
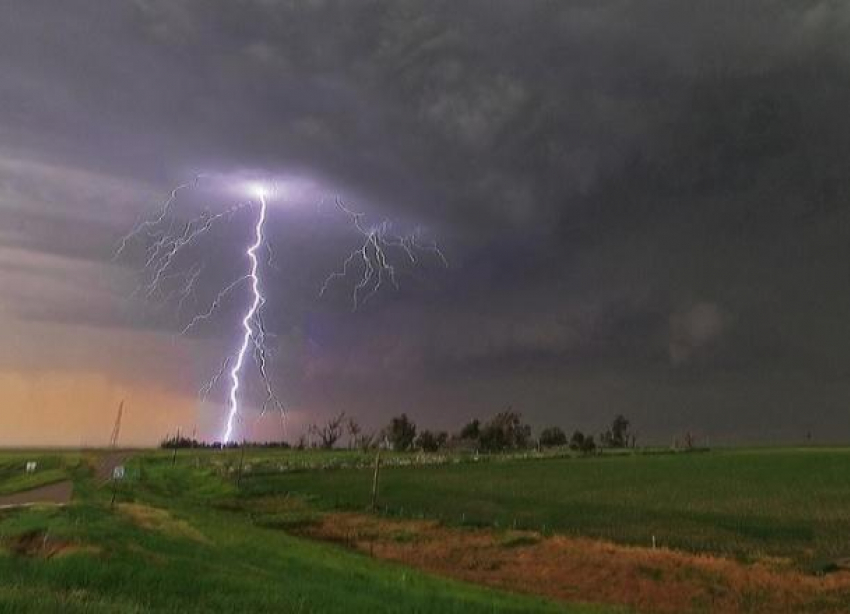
left=116, top=178, right=445, bottom=445
left=222, top=191, right=268, bottom=444
left=114, top=179, right=285, bottom=445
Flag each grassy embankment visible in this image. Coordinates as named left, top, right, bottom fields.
left=0, top=449, right=608, bottom=614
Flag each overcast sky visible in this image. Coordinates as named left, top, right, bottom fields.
left=2, top=0, right=850, bottom=445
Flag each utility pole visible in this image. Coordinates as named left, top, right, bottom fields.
left=109, top=400, right=124, bottom=449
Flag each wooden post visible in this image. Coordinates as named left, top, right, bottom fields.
left=370, top=449, right=382, bottom=511
left=171, top=428, right=180, bottom=466
left=109, top=462, right=119, bottom=510
left=236, top=440, right=246, bottom=487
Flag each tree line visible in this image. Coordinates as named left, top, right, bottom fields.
left=365, top=410, right=634, bottom=454
left=161, top=410, right=635, bottom=454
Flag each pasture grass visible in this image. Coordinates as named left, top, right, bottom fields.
left=236, top=447, right=850, bottom=568
left=0, top=451, right=608, bottom=614
left=3, top=445, right=848, bottom=612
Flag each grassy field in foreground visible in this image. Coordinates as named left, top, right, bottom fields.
left=0, top=452, right=607, bottom=614
left=239, top=447, right=850, bottom=569
left=3, top=446, right=849, bottom=612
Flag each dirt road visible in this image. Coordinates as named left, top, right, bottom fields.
left=94, top=451, right=132, bottom=482
left=0, top=481, right=73, bottom=509
left=0, top=451, right=132, bottom=509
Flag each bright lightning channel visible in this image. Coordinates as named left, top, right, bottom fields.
left=222, top=188, right=268, bottom=444
left=116, top=177, right=445, bottom=445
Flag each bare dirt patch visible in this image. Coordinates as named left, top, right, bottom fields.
left=4, top=529, right=99, bottom=559
left=300, top=513, right=850, bottom=613
left=0, top=481, right=73, bottom=508
left=119, top=503, right=209, bottom=544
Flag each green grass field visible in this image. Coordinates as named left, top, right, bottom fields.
left=0, top=449, right=607, bottom=614
left=2, top=446, right=850, bottom=612
left=239, top=447, right=850, bottom=569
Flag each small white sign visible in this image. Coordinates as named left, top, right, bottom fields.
left=25, top=461, right=37, bottom=473
left=112, top=465, right=125, bottom=480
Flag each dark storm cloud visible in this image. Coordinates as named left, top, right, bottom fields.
left=3, top=0, right=850, bottom=442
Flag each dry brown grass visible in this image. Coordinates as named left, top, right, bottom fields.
left=301, top=512, right=850, bottom=613
left=119, top=503, right=209, bottom=544
left=2, top=529, right=100, bottom=559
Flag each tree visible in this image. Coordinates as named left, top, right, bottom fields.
left=346, top=417, right=362, bottom=449
left=539, top=426, right=567, bottom=448
left=386, top=413, right=417, bottom=451
left=569, top=430, right=596, bottom=454
left=601, top=414, right=631, bottom=448
left=478, top=410, right=532, bottom=452
left=436, top=431, right=448, bottom=449
left=459, top=419, right=480, bottom=441
left=309, top=412, right=346, bottom=449
left=355, top=431, right=376, bottom=451
left=160, top=434, right=200, bottom=449
left=580, top=434, right=596, bottom=454
left=569, top=430, right=585, bottom=451
left=416, top=430, right=448, bottom=452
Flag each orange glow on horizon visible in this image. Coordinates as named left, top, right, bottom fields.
left=0, top=370, right=197, bottom=447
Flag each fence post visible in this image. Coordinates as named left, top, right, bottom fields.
left=370, top=449, right=382, bottom=511
left=171, top=428, right=180, bottom=466
left=236, top=441, right=247, bottom=487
